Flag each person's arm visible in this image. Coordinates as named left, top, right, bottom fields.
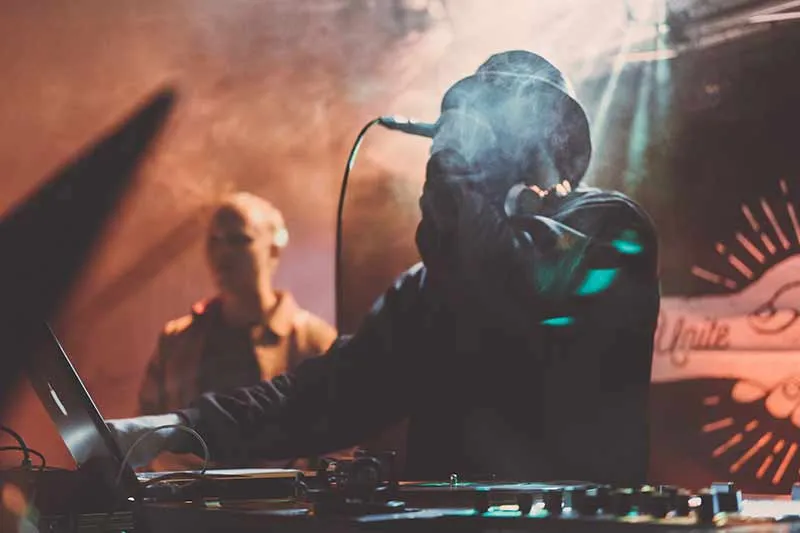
left=167, top=266, right=431, bottom=465
left=466, top=190, right=658, bottom=328
left=417, top=154, right=658, bottom=335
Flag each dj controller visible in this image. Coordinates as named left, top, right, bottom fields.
left=134, top=453, right=800, bottom=533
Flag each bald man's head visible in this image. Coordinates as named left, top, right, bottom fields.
left=206, top=192, right=288, bottom=295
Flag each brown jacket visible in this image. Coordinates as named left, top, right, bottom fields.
left=139, top=291, right=336, bottom=415
left=138, top=291, right=338, bottom=470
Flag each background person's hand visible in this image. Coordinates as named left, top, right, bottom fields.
left=107, top=413, right=185, bottom=469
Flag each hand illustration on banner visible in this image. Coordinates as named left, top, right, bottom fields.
left=732, top=375, right=800, bottom=428
left=698, top=377, right=800, bottom=488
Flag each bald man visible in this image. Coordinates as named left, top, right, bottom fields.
left=138, top=192, right=337, bottom=469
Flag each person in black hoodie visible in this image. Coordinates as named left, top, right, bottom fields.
left=109, top=50, right=660, bottom=485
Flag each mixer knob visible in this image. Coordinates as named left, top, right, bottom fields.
left=695, top=490, right=719, bottom=523
left=674, top=489, right=691, bottom=517
left=791, top=483, right=800, bottom=501
left=609, top=488, right=633, bottom=516
left=710, top=482, right=741, bottom=513
left=650, top=493, right=671, bottom=518
left=637, top=486, right=671, bottom=518
left=715, top=491, right=742, bottom=513
left=474, top=490, right=490, bottom=514
left=656, top=485, right=678, bottom=514
left=636, top=485, right=655, bottom=515
left=589, top=485, right=611, bottom=513
left=517, top=493, right=534, bottom=515
left=348, top=456, right=382, bottom=490
left=543, top=490, right=563, bottom=515
left=566, top=487, right=597, bottom=515
left=657, top=485, right=678, bottom=502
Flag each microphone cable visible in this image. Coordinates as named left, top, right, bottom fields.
left=334, top=116, right=435, bottom=331
left=334, top=118, right=381, bottom=331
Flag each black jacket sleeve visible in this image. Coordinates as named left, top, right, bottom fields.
left=174, top=265, right=433, bottom=463
left=417, top=170, right=659, bottom=339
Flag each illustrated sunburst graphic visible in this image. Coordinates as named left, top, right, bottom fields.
left=691, top=179, right=800, bottom=290
left=688, top=178, right=800, bottom=490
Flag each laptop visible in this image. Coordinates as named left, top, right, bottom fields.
left=26, top=322, right=300, bottom=501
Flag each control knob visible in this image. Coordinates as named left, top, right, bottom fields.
left=588, top=485, right=610, bottom=513
left=609, top=488, right=633, bottom=516
left=543, top=490, right=563, bottom=515
left=710, top=482, right=742, bottom=513
left=695, top=489, right=719, bottom=523
left=674, top=489, right=691, bottom=517
left=564, top=487, right=587, bottom=514
left=644, top=487, right=671, bottom=518
left=517, top=492, right=534, bottom=515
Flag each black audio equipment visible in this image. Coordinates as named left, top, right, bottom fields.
left=133, top=451, right=800, bottom=533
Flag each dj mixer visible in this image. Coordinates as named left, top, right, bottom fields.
left=137, top=454, right=800, bottom=533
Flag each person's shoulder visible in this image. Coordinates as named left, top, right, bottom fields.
left=162, top=314, right=194, bottom=337
left=394, top=262, right=427, bottom=290
left=161, top=297, right=220, bottom=338
left=354, top=263, right=432, bottom=332
left=291, top=306, right=333, bottom=333
left=287, top=304, right=337, bottom=354
left=365, top=263, right=428, bottom=316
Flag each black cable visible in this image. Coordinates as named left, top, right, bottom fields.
left=114, top=424, right=210, bottom=488
left=0, top=446, right=46, bottom=471
left=0, top=424, right=32, bottom=468
left=100, top=424, right=210, bottom=532
left=334, top=117, right=382, bottom=332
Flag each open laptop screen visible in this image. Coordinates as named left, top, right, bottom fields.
left=25, top=322, right=140, bottom=499
left=25, top=322, right=302, bottom=502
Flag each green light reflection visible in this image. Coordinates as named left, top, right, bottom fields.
left=540, top=316, right=574, bottom=327
left=575, top=268, right=619, bottom=295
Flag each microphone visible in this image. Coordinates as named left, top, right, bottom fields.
left=378, top=115, right=437, bottom=138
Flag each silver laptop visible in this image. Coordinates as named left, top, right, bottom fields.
left=26, top=322, right=299, bottom=500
